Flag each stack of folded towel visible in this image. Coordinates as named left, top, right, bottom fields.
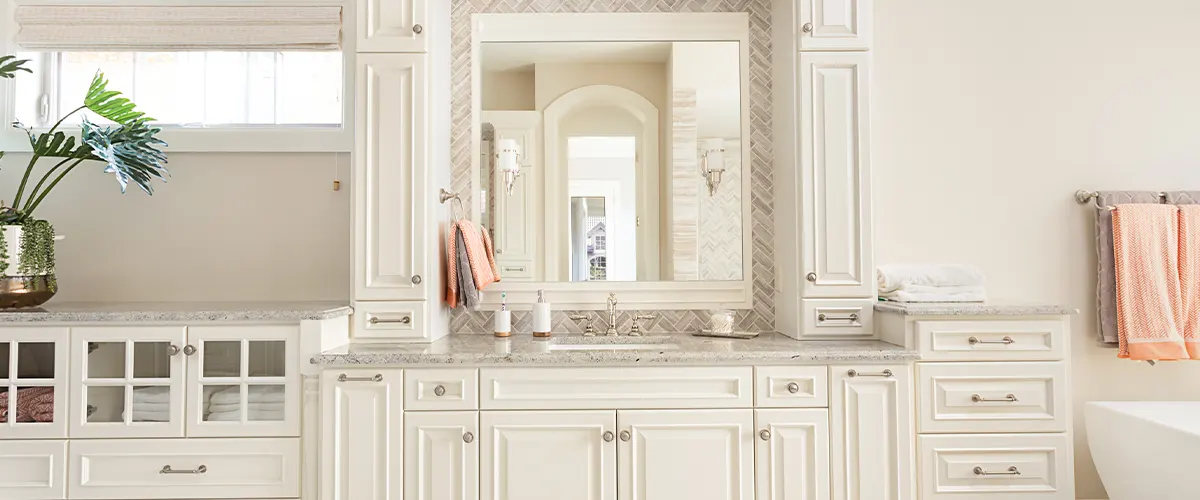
left=0, top=386, right=55, bottom=422
left=125, top=386, right=172, bottom=422
left=206, top=386, right=285, bottom=421
left=876, top=264, right=987, bottom=302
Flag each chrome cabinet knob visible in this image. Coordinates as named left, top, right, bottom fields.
left=412, top=275, right=422, bottom=284
left=759, top=429, right=771, bottom=441
left=619, top=430, right=631, bottom=442
left=787, top=382, right=801, bottom=394
left=167, top=345, right=181, bottom=356
left=603, top=431, right=614, bottom=442
left=433, top=385, right=446, bottom=396
left=182, top=345, right=197, bottom=356
left=413, top=24, right=423, bottom=34
left=463, top=432, right=474, bottom=443
left=802, top=22, right=814, bottom=33
left=806, top=272, right=818, bottom=282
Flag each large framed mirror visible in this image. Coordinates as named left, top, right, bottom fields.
left=470, top=13, right=752, bottom=309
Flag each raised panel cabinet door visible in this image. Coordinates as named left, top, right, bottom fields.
left=185, top=326, right=300, bottom=438
left=481, top=410, right=615, bottom=500
left=0, top=327, right=69, bottom=439
left=357, top=0, right=427, bottom=52
left=321, top=369, right=403, bottom=500
left=830, top=365, right=913, bottom=500
left=0, top=440, right=66, bottom=500
left=355, top=53, right=430, bottom=301
left=618, top=409, right=754, bottom=500
left=404, top=411, right=478, bottom=500
left=797, top=0, right=872, bottom=50
left=798, top=52, right=873, bottom=298
left=755, top=409, right=831, bottom=500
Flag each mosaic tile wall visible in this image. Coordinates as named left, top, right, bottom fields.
left=449, top=0, right=775, bottom=334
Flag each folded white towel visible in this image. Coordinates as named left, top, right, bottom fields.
left=893, top=284, right=986, bottom=295
left=130, top=401, right=171, bottom=411
left=210, top=386, right=285, bottom=405
left=876, top=264, right=986, bottom=293
left=131, top=386, right=172, bottom=403
left=122, top=409, right=172, bottom=422
left=208, top=402, right=285, bottom=413
left=879, top=289, right=987, bottom=303
left=205, top=409, right=285, bottom=421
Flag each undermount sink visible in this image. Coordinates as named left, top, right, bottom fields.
left=548, top=335, right=679, bottom=351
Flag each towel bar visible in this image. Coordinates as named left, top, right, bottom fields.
left=1075, top=190, right=1166, bottom=211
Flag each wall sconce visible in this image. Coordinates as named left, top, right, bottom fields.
left=495, top=138, right=523, bottom=196
left=700, top=146, right=726, bottom=197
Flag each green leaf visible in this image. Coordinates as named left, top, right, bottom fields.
left=28, top=131, right=91, bottom=159
left=80, top=117, right=169, bottom=194
left=83, top=71, right=154, bottom=126
left=0, top=55, right=31, bottom=79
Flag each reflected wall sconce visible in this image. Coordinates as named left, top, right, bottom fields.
left=700, top=144, right=726, bottom=197
left=495, top=138, right=524, bottom=196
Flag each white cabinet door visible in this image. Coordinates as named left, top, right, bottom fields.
left=355, top=53, right=430, bottom=301
left=797, top=0, right=872, bottom=51
left=755, top=409, right=830, bottom=500
left=481, top=410, right=615, bottom=500
left=798, top=52, right=873, bottom=298
left=321, top=369, right=402, bottom=500
left=481, top=111, right=541, bottom=273
left=357, top=0, right=427, bottom=52
left=70, top=326, right=187, bottom=439
left=619, top=409, right=754, bottom=500
left=830, top=365, right=912, bottom=500
left=0, top=327, right=69, bottom=439
left=404, top=411, right=478, bottom=500
left=186, top=326, right=300, bottom=438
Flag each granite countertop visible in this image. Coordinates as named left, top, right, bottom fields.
left=0, top=301, right=353, bottom=323
left=873, top=300, right=1076, bottom=317
left=312, top=332, right=919, bottom=366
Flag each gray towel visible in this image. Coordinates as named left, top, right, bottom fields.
left=455, top=227, right=479, bottom=309
left=1094, top=191, right=1167, bottom=344
left=1164, top=191, right=1200, bottom=205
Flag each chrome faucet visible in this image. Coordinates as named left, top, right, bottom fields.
left=605, top=293, right=619, bottom=336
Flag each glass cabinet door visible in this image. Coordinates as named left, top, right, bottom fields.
left=186, top=325, right=299, bottom=437
left=0, top=327, right=69, bottom=439
left=69, top=326, right=186, bottom=438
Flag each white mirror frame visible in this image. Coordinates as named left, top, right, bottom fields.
left=470, top=12, right=753, bottom=310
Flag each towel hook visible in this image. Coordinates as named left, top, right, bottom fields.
left=440, top=188, right=466, bottom=222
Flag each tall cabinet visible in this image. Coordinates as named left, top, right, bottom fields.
left=353, top=0, right=451, bottom=342
left=774, top=0, right=876, bottom=340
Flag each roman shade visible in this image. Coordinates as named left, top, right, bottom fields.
left=14, top=5, right=342, bottom=51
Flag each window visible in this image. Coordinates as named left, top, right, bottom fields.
left=593, top=235, right=606, bottom=250
left=14, top=51, right=343, bottom=129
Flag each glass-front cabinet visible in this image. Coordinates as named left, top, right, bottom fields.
left=187, top=325, right=299, bottom=437
left=0, top=327, right=69, bottom=439
left=70, top=326, right=187, bottom=438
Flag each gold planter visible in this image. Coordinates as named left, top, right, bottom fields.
left=0, top=275, right=56, bottom=309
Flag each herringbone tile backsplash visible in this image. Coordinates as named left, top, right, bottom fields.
left=449, top=0, right=775, bottom=334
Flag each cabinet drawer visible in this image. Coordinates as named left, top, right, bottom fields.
left=800, top=299, right=875, bottom=338
left=918, top=433, right=1074, bottom=500
left=354, top=301, right=444, bottom=343
left=480, top=367, right=752, bottom=409
left=495, top=261, right=533, bottom=280
left=917, top=362, right=1067, bottom=433
left=0, top=440, right=66, bottom=500
left=404, top=368, right=478, bottom=410
left=917, top=320, right=1066, bottom=361
left=69, top=438, right=299, bottom=499
left=754, top=366, right=828, bottom=407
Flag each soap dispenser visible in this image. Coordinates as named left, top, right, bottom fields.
left=532, top=290, right=552, bottom=338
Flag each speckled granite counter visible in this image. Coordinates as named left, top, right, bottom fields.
left=874, top=301, right=1075, bottom=317
left=312, top=332, right=918, bottom=366
left=0, top=301, right=353, bottom=323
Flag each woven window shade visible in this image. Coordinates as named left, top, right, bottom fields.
left=14, top=5, right=342, bottom=51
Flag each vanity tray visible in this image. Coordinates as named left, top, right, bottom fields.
left=692, top=329, right=760, bottom=340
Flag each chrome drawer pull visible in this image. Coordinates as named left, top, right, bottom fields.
left=818, top=313, right=859, bottom=323
left=338, top=373, right=383, bottom=382
left=973, top=466, right=1021, bottom=476
left=847, top=369, right=893, bottom=378
left=968, top=336, right=1015, bottom=345
left=160, top=465, right=207, bottom=475
left=972, top=394, right=1019, bottom=403
left=370, top=316, right=411, bottom=325
left=787, top=382, right=801, bottom=394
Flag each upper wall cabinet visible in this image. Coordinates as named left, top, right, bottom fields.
left=798, top=52, right=873, bottom=298
left=355, top=54, right=432, bottom=301
left=358, top=0, right=427, bottom=52
left=797, top=0, right=873, bottom=51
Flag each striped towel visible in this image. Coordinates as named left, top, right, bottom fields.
left=446, top=219, right=500, bottom=309
left=1180, top=205, right=1200, bottom=358
left=1113, top=204, right=1188, bottom=360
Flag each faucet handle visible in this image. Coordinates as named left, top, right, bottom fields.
left=569, top=313, right=596, bottom=336
left=629, top=314, right=657, bottom=336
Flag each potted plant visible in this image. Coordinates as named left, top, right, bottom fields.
left=0, top=55, right=169, bottom=308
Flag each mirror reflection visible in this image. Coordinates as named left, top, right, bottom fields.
left=479, top=41, right=744, bottom=283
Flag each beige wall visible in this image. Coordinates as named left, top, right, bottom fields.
left=481, top=69, right=535, bottom=111
left=2, top=152, right=351, bottom=303
left=874, top=0, right=1200, bottom=497
left=533, top=62, right=666, bottom=113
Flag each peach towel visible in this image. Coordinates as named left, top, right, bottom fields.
left=1114, top=204, right=1188, bottom=360
left=1179, top=206, right=1200, bottom=358
left=446, top=220, right=500, bottom=309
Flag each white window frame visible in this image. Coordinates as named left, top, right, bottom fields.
left=0, top=0, right=355, bottom=153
